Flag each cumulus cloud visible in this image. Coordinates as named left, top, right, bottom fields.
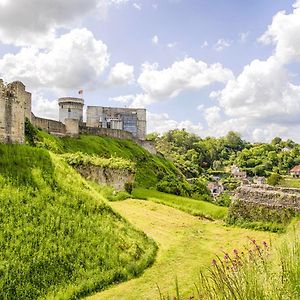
left=152, top=35, right=159, bottom=45
left=31, top=92, right=58, bottom=120
left=132, top=57, right=233, bottom=107
left=217, top=56, right=300, bottom=122
left=0, top=0, right=129, bottom=46
left=147, top=112, right=203, bottom=134
left=259, top=1, right=300, bottom=63
left=206, top=1, right=300, bottom=142
left=106, top=62, right=135, bottom=86
left=0, top=28, right=110, bottom=90
left=213, top=39, right=231, bottom=51
left=109, top=94, right=136, bottom=103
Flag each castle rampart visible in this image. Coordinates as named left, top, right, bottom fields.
left=0, top=80, right=31, bottom=143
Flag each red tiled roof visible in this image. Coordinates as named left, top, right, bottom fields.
left=291, top=165, right=300, bottom=172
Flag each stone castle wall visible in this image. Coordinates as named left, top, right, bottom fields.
left=228, top=184, right=300, bottom=226
left=31, top=114, right=66, bottom=135
left=0, top=80, right=31, bottom=143
left=79, top=125, right=134, bottom=140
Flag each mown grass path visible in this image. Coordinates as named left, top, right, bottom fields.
left=87, top=200, right=274, bottom=300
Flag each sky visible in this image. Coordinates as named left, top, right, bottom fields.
left=0, top=0, right=300, bottom=142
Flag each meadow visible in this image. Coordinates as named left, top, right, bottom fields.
left=132, top=188, right=228, bottom=220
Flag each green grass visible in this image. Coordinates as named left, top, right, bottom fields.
left=87, top=200, right=274, bottom=300
left=0, top=144, right=157, bottom=299
left=280, top=177, right=300, bottom=188
left=34, top=131, right=181, bottom=188
left=132, top=188, right=228, bottom=220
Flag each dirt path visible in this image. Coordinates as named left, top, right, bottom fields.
left=86, top=199, right=273, bottom=300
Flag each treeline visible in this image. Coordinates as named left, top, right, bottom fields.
left=148, top=130, right=300, bottom=177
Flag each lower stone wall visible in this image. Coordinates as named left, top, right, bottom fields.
left=137, top=140, right=157, bottom=155
left=75, top=164, right=135, bottom=191
left=32, top=114, right=66, bottom=134
left=79, top=125, right=134, bottom=140
left=228, top=185, right=300, bottom=226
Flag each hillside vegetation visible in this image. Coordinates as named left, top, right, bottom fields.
left=149, top=130, right=300, bottom=178
left=30, top=128, right=182, bottom=189
left=0, top=144, right=157, bottom=299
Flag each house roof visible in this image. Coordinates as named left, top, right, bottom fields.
left=291, top=165, right=300, bottom=172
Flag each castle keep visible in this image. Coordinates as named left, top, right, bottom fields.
left=0, top=80, right=148, bottom=144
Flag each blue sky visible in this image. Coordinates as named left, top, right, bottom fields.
left=0, top=0, right=300, bottom=141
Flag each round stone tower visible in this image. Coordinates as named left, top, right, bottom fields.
left=58, top=97, right=84, bottom=124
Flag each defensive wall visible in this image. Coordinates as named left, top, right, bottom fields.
left=228, top=184, right=300, bottom=225
left=0, top=79, right=156, bottom=154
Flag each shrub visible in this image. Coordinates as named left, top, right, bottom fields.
left=125, top=182, right=133, bottom=194
left=215, top=191, right=231, bottom=207
left=267, top=173, right=282, bottom=186
left=156, top=174, right=190, bottom=196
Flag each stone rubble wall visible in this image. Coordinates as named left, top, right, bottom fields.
left=75, top=164, right=135, bottom=191
left=228, top=184, right=300, bottom=225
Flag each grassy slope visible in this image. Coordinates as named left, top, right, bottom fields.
left=132, top=188, right=228, bottom=220
left=0, top=144, right=157, bottom=300
left=36, top=131, right=181, bottom=188
left=280, top=177, right=300, bottom=188
left=87, top=200, right=274, bottom=300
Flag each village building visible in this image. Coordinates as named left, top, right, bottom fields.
left=231, top=164, right=247, bottom=180
left=290, top=166, right=300, bottom=178
left=207, top=182, right=224, bottom=197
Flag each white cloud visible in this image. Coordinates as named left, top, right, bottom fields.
left=167, top=42, right=177, bottom=48
left=213, top=39, right=231, bottom=51
left=0, top=28, right=110, bottom=90
left=31, top=91, right=58, bottom=120
left=259, top=2, right=300, bottom=64
left=239, top=31, right=250, bottom=43
left=147, top=112, right=203, bottom=134
left=0, top=0, right=129, bottom=46
left=217, top=56, right=300, bottom=123
left=109, top=94, right=136, bottom=103
left=152, top=35, right=159, bottom=45
left=201, top=41, right=208, bottom=48
left=107, top=62, right=135, bottom=85
left=133, top=2, right=141, bottom=10
left=132, top=57, right=233, bottom=106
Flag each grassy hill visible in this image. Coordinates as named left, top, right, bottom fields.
left=33, top=130, right=182, bottom=188
left=0, top=144, right=157, bottom=299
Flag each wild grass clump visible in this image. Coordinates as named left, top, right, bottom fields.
left=0, top=144, right=157, bottom=299
left=132, top=188, right=227, bottom=220
left=162, top=227, right=300, bottom=300
left=62, top=151, right=135, bottom=172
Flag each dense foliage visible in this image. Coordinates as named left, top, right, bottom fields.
left=151, top=130, right=300, bottom=177
left=0, top=144, right=157, bottom=299
left=62, top=151, right=135, bottom=172
left=29, top=128, right=182, bottom=189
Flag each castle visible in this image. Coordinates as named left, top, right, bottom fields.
left=0, top=79, right=148, bottom=145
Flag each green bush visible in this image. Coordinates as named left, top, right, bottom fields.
left=125, top=182, right=133, bottom=194
left=156, top=174, right=190, bottom=196
left=267, top=173, right=282, bottom=186
left=215, top=191, right=231, bottom=207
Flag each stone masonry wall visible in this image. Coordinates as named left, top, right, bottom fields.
left=31, top=114, right=66, bottom=135
left=75, top=164, right=135, bottom=191
left=228, top=184, right=300, bottom=226
left=0, top=80, right=31, bottom=143
left=79, top=125, right=134, bottom=140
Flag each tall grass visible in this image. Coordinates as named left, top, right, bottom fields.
left=0, top=144, right=157, bottom=299
left=132, top=188, right=228, bottom=220
left=162, top=226, right=300, bottom=299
